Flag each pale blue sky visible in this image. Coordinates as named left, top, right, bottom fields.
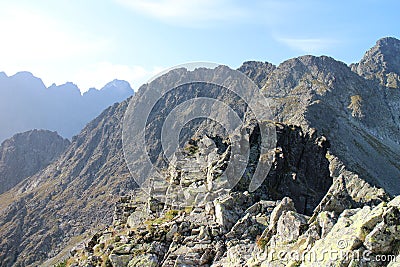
left=0, top=0, right=398, bottom=92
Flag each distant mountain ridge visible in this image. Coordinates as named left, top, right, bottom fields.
left=0, top=72, right=134, bottom=142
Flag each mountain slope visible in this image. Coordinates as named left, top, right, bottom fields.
left=0, top=102, right=136, bottom=266
left=261, top=54, right=400, bottom=195
left=0, top=73, right=134, bottom=142
left=0, top=130, right=70, bottom=194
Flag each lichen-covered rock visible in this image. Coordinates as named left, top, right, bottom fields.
left=274, top=211, right=308, bottom=244
left=109, top=254, right=133, bottom=267
left=213, top=240, right=255, bottom=267
left=388, top=195, right=400, bottom=208
left=214, top=192, right=252, bottom=232
left=364, top=205, right=400, bottom=254
left=247, top=194, right=400, bottom=267
left=303, top=207, right=370, bottom=266
left=387, top=254, right=400, bottom=267
left=66, top=187, right=400, bottom=267
left=128, top=254, right=158, bottom=267
left=259, top=197, right=296, bottom=243
left=316, top=211, right=337, bottom=238
left=303, top=201, right=400, bottom=267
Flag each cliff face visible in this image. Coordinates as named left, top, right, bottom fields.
left=0, top=37, right=400, bottom=267
left=0, top=129, right=70, bottom=194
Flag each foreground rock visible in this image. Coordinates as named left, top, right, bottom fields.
left=65, top=184, right=395, bottom=267
left=64, top=124, right=391, bottom=267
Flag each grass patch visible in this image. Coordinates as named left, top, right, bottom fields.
left=256, top=235, right=268, bottom=250
left=184, top=206, right=193, bottom=214
left=53, top=260, right=67, bottom=267
left=145, top=209, right=180, bottom=226
left=348, top=95, right=363, bottom=118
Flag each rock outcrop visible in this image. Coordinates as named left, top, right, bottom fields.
left=62, top=100, right=391, bottom=267
left=249, top=195, right=400, bottom=267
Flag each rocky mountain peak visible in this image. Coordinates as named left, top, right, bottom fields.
left=103, top=79, right=132, bottom=91
left=85, top=80, right=134, bottom=96
left=48, top=82, right=82, bottom=96
left=8, top=71, right=47, bottom=89
left=262, top=55, right=351, bottom=98
left=352, top=36, right=400, bottom=88
left=293, top=56, right=358, bottom=95
left=0, top=129, right=70, bottom=194
left=0, top=71, right=7, bottom=79
left=237, top=61, right=276, bottom=88
left=11, top=71, right=38, bottom=79
left=376, top=36, right=400, bottom=48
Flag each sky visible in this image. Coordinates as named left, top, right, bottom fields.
left=0, top=0, right=398, bottom=92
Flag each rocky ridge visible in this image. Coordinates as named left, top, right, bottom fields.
left=237, top=61, right=276, bottom=89
left=0, top=37, right=399, bottom=267
left=65, top=176, right=392, bottom=267
left=262, top=53, right=400, bottom=195
left=63, top=38, right=400, bottom=267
